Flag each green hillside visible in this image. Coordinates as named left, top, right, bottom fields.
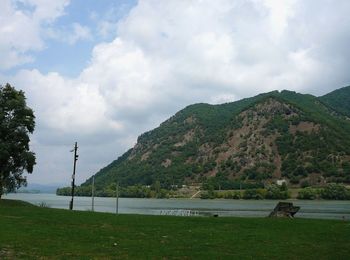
left=320, top=85, right=350, bottom=117
left=59, top=88, right=350, bottom=196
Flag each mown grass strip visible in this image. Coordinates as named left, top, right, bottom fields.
left=0, top=199, right=349, bottom=259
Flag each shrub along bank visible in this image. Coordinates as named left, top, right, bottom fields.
left=201, top=184, right=289, bottom=199
left=201, top=183, right=350, bottom=200
left=297, top=183, right=350, bottom=200
left=57, top=183, right=350, bottom=200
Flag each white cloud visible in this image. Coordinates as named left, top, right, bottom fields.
left=47, top=23, right=92, bottom=45
left=261, top=0, right=296, bottom=40
left=67, top=23, right=92, bottom=45
left=0, top=0, right=69, bottom=69
left=94, top=3, right=135, bottom=39
left=21, top=0, right=69, bottom=22
left=2, top=0, right=350, bottom=184
left=13, top=69, right=121, bottom=134
left=97, top=20, right=117, bottom=38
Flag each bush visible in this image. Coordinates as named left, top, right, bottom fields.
left=300, top=180, right=310, bottom=188
left=243, top=189, right=266, bottom=200
left=223, top=191, right=241, bottom=199
left=290, top=176, right=300, bottom=184
left=200, top=192, right=210, bottom=199
left=200, top=191, right=216, bottom=199
left=320, top=183, right=350, bottom=200
left=265, top=185, right=289, bottom=199
left=297, top=187, right=318, bottom=200
left=215, top=192, right=224, bottom=199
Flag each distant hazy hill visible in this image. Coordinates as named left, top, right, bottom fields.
left=79, top=87, right=350, bottom=191
left=18, top=183, right=60, bottom=194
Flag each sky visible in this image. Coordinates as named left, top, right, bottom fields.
left=1, top=0, right=350, bottom=186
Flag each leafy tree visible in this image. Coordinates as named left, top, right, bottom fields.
left=152, top=180, right=161, bottom=193
left=0, top=84, right=35, bottom=198
left=265, top=184, right=289, bottom=199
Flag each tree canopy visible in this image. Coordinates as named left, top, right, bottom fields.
left=0, top=83, right=36, bottom=198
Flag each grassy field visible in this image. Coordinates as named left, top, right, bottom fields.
left=0, top=199, right=349, bottom=259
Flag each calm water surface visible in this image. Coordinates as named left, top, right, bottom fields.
left=4, top=193, right=350, bottom=220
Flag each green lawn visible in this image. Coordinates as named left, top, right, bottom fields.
left=0, top=199, right=349, bottom=259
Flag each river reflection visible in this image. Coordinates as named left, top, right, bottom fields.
left=4, top=193, right=350, bottom=220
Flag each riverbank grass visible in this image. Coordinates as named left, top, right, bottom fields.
left=1, top=199, right=349, bottom=259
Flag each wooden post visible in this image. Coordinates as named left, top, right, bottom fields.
left=91, top=175, right=95, bottom=211
left=69, top=142, right=78, bottom=210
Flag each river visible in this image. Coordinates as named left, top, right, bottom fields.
left=4, top=193, right=350, bottom=220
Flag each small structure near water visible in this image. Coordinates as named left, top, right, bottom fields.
left=269, top=202, right=300, bottom=218
left=160, top=209, right=199, bottom=216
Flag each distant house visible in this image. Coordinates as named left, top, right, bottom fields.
left=276, top=179, right=287, bottom=186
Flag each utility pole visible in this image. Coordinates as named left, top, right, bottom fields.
left=116, top=182, right=119, bottom=214
left=91, top=175, right=95, bottom=212
left=69, top=142, right=78, bottom=210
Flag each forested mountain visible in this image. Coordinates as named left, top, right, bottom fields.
left=320, top=86, right=350, bottom=117
left=79, top=87, right=350, bottom=192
